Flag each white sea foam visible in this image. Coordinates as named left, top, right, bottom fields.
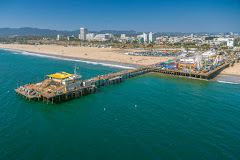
left=217, top=81, right=239, bottom=85
left=216, top=74, right=240, bottom=85
left=3, top=48, right=136, bottom=69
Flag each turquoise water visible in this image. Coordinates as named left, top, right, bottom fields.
left=0, top=49, right=240, bottom=160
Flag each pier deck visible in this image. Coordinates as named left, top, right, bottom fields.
left=15, top=60, right=235, bottom=104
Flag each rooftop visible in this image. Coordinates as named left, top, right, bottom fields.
left=47, top=72, right=73, bottom=79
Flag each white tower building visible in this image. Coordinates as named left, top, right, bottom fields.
left=57, top=34, right=64, bottom=40
left=149, top=32, right=156, bottom=42
left=143, top=33, right=148, bottom=43
left=80, top=28, right=88, bottom=40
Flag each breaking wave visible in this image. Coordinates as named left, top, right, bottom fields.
left=217, top=81, right=239, bottom=85
left=216, top=75, right=240, bottom=85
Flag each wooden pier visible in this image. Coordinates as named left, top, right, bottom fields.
left=151, top=62, right=230, bottom=79
left=14, top=60, right=235, bottom=104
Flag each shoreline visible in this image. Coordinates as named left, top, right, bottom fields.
left=1, top=47, right=239, bottom=85
left=1, top=43, right=240, bottom=77
left=220, top=73, right=240, bottom=76
left=219, top=63, right=240, bottom=76
left=0, top=48, right=140, bottom=70
left=0, top=44, right=172, bottom=66
left=1, top=47, right=140, bottom=67
left=214, top=74, right=240, bottom=85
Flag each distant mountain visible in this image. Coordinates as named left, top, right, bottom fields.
left=1, top=27, right=235, bottom=37
left=0, top=27, right=141, bottom=37
left=98, top=30, right=141, bottom=35
left=0, top=27, right=79, bottom=36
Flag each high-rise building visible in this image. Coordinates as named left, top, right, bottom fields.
left=57, top=34, right=64, bottom=40
left=143, top=33, right=148, bottom=42
left=80, top=28, right=88, bottom=40
left=149, top=32, right=156, bottom=42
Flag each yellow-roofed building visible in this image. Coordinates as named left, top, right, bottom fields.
left=47, top=72, right=73, bottom=83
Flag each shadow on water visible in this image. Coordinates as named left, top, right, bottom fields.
left=145, top=72, right=211, bottom=86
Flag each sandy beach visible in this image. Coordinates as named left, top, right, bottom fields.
left=1, top=43, right=239, bottom=75
left=220, top=63, right=240, bottom=76
left=0, top=44, right=172, bottom=66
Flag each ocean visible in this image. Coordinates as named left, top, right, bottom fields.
left=0, top=49, right=240, bottom=160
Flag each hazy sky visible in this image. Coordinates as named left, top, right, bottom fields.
left=0, top=0, right=239, bottom=32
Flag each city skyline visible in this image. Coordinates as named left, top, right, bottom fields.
left=0, top=0, right=239, bottom=32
